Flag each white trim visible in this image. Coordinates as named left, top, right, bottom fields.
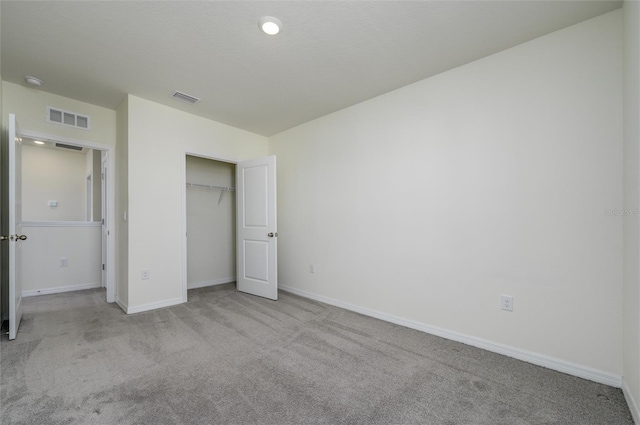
left=22, top=221, right=101, bottom=227
left=181, top=149, right=187, bottom=303
left=188, top=277, right=235, bottom=290
left=126, top=297, right=184, bottom=315
left=22, top=282, right=101, bottom=297
left=280, top=285, right=623, bottom=388
left=115, top=297, right=128, bottom=314
left=181, top=147, right=240, bottom=304
left=21, top=130, right=116, bottom=304
left=21, top=130, right=107, bottom=151
left=623, top=380, right=640, bottom=425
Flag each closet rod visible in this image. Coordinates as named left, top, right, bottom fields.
left=186, top=182, right=235, bottom=191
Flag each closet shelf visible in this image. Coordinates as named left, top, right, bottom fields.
left=186, top=182, right=235, bottom=205
left=186, top=182, right=235, bottom=192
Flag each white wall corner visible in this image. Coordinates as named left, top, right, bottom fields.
left=126, top=297, right=184, bottom=315
left=623, top=379, right=640, bottom=425
left=280, top=285, right=623, bottom=388
left=187, top=277, right=236, bottom=290
left=115, top=297, right=129, bottom=314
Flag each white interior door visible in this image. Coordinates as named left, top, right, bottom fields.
left=236, top=155, right=278, bottom=300
left=8, top=114, right=25, bottom=340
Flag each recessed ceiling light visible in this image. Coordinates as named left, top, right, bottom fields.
left=259, top=16, right=282, bottom=35
left=24, top=75, right=44, bottom=87
left=33, top=140, right=45, bottom=145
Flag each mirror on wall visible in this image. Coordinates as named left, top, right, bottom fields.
left=21, top=138, right=102, bottom=223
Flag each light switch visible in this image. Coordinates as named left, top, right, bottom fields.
left=48, top=200, right=58, bottom=207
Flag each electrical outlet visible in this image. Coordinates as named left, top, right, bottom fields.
left=141, top=268, right=150, bottom=280
left=501, top=295, right=514, bottom=312
left=59, top=258, right=68, bottom=267
left=309, top=264, right=315, bottom=274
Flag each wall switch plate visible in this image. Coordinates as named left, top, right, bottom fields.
left=141, top=269, right=150, bottom=280
left=309, top=264, right=315, bottom=273
left=59, top=258, right=68, bottom=267
left=501, top=295, right=514, bottom=312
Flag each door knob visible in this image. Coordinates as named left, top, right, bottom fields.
left=0, top=235, right=8, bottom=241
left=267, top=232, right=278, bottom=238
left=16, top=235, right=28, bottom=241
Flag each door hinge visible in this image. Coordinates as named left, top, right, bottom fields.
left=102, top=218, right=105, bottom=225
left=102, top=264, right=105, bottom=271
left=102, top=173, right=105, bottom=180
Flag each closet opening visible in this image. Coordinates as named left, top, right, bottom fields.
left=184, top=155, right=237, bottom=298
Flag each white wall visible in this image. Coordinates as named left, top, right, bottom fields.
left=623, top=0, right=640, bottom=422
left=92, top=151, right=101, bottom=222
left=124, top=95, right=267, bottom=312
left=1, top=81, right=116, bottom=147
left=269, top=10, right=623, bottom=380
left=21, top=224, right=101, bottom=295
left=116, top=98, right=129, bottom=309
left=22, top=145, right=87, bottom=221
left=186, top=156, right=236, bottom=288
left=85, top=149, right=102, bottom=222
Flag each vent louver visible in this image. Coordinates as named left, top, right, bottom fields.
left=172, top=91, right=201, bottom=104
left=47, top=106, right=90, bottom=130
left=55, top=143, right=83, bottom=151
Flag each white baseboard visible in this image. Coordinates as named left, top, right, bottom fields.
left=126, top=297, right=184, bottom=314
left=280, top=285, right=622, bottom=388
left=188, top=277, right=235, bottom=290
left=115, top=297, right=128, bottom=314
left=623, top=380, right=640, bottom=425
left=22, top=282, right=102, bottom=297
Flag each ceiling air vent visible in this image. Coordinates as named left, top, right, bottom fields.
left=172, top=91, right=201, bottom=105
left=55, top=143, right=84, bottom=151
left=47, top=106, right=91, bottom=130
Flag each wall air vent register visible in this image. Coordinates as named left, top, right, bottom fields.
left=47, top=106, right=90, bottom=130
left=172, top=91, right=201, bottom=105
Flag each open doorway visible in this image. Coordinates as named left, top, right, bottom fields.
left=185, top=155, right=236, bottom=295
left=17, top=132, right=114, bottom=303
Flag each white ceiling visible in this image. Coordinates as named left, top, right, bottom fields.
left=1, top=1, right=621, bottom=137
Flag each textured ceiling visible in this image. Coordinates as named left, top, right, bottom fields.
left=1, top=1, right=622, bottom=136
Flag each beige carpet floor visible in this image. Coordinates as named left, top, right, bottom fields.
left=0, top=284, right=634, bottom=424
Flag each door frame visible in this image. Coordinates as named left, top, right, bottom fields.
left=180, top=148, right=239, bottom=303
left=101, top=153, right=108, bottom=288
left=20, top=130, right=116, bottom=303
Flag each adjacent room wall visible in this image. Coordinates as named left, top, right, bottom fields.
left=124, top=95, right=267, bottom=312
left=21, top=223, right=101, bottom=295
left=186, top=156, right=236, bottom=289
left=269, top=10, right=623, bottom=381
left=92, top=151, right=102, bottom=222
left=22, top=145, right=87, bottom=221
left=623, top=0, right=640, bottom=422
left=20, top=144, right=103, bottom=294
